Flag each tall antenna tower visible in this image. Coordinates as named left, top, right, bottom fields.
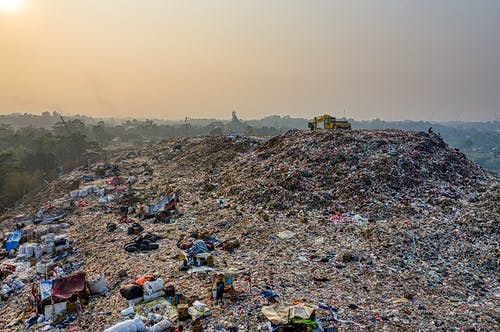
left=184, top=117, right=191, bottom=137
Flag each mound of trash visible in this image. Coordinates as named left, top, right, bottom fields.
left=212, top=129, right=492, bottom=220
left=0, top=129, right=498, bottom=331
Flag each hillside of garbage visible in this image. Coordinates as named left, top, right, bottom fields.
left=0, top=129, right=498, bottom=331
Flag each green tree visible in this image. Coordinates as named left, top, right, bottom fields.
left=92, top=121, right=110, bottom=144
left=52, top=119, right=86, bottom=136
left=0, top=152, right=19, bottom=208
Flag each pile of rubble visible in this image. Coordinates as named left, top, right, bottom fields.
left=213, top=130, right=491, bottom=220
left=0, top=129, right=498, bottom=331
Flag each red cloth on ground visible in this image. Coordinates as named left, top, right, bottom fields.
left=51, top=272, right=86, bottom=300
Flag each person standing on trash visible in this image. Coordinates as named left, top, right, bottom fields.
left=214, top=275, right=225, bottom=305
left=216, top=278, right=225, bottom=304
left=174, top=325, right=183, bottom=332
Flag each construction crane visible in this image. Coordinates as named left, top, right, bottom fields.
left=59, top=115, right=69, bottom=132
left=308, top=115, right=351, bottom=130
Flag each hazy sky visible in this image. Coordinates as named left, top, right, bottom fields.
left=1, top=0, right=499, bottom=121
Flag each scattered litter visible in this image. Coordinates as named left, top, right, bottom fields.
left=1, top=130, right=497, bottom=331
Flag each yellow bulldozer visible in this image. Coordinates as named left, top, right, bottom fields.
left=308, top=115, right=351, bottom=130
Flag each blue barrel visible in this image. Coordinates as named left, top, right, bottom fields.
left=5, top=230, right=22, bottom=251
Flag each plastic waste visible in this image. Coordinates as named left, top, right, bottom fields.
left=148, top=319, right=172, bottom=332
left=143, top=290, right=165, bottom=302
left=103, top=317, right=146, bottom=332
left=143, top=279, right=164, bottom=295
left=121, top=306, right=135, bottom=316
left=5, top=231, right=22, bottom=251
left=88, top=274, right=108, bottom=294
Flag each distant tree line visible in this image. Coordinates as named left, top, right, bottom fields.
left=0, top=122, right=94, bottom=210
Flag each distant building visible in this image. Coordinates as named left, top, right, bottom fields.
left=229, top=110, right=245, bottom=133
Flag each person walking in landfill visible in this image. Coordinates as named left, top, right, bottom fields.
left=174, top=325, right=183, bottom=332
left=215, top=275, right=225, bottom=305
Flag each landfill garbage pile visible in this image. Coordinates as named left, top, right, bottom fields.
left=212, top=130, right=493, bottom=220
left=0, top=129, right=498, bottom=332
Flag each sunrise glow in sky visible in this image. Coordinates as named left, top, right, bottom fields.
left=0, top=0, right=23, bottom=12
left=1, top=0, right=499, bottom=121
